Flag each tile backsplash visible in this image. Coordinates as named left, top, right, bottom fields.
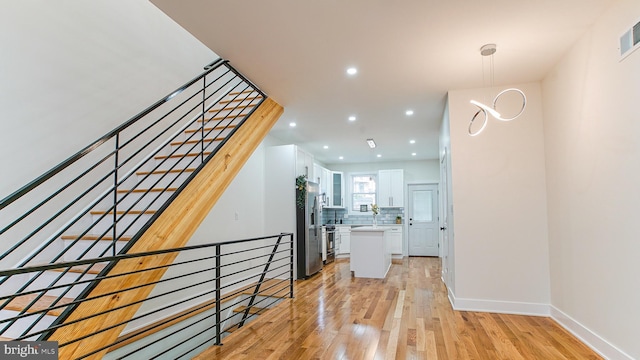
left=322, top=207, right=404, bottom=225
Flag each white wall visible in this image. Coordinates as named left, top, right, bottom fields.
left=447, top=82, right=550, bottom=314
left=542, top=0, right=640, bottom=358
left=0, top=0, right=217, bottom=199
left=439, top=100, right=455, bottom=294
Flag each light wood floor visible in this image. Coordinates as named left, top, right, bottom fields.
left=196, top=257, right=601, bottom=359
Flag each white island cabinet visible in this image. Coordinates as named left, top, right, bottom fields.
left=350, top=227, right=392, bottom=279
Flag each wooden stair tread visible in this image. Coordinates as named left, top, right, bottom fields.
left=185, top=124, right=237, bottom=133
left=229, top=90, right=256, bottom=96
left=208, top=104, right=255, bottom=112
left=219, top=96, right=262, bottom=105
left=90, top=210, right=156, bottom=215
left=197, top=115, right=242, bottom=123
left=233, top=306, right=266, bottom=315
left=116, top=187, right=177, bottom=193
left=0, top=337, right=13, bottom=341
left=136, top=168, right=196, bottom=176
left=61, top=235, right=132, bottom=241
left=170, top=138, right=224, bottom=146
left=51, top=263, right=107, bottom=275
left=6, top=294, right=73, bottom=316
left=154, top=151, right=211, bottom=160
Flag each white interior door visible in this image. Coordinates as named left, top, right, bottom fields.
left=408, top=184, right=439, bottom=256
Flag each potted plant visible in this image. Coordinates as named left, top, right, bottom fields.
left=396, top=215, right=402, bottom=224
left=371, top=204, right=379, bottom=227
left=296, top=175, right=307, bottom=208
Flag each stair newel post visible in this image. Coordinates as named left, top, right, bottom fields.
left=112, top=133, right=119, bottom=257
left=215, top=244, right=222, bottom=345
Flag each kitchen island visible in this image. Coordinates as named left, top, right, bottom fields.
left=350, top=226, right=391, bottom=278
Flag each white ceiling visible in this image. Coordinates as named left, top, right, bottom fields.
left=151, top=0, right=614, bottom=164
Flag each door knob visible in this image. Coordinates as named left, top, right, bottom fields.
left=440, top=226, right=447, bottom=231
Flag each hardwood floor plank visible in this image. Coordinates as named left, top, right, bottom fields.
left=194, top=258, right=602, bottom=359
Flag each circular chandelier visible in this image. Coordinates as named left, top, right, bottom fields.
left=468, top=44, right=527, bottom=136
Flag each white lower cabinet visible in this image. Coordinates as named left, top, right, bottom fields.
left=338, top=227, right=351, bottom=255
left=387, top=226, right=403, bottom=255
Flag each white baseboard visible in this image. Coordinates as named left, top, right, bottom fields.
left=550, top=306, right=634, bottom=360
left=442, top=285, right=635, bottom=359
left=448, top=290, right=549, bottom=316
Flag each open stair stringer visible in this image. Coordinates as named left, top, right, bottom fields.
left=48, top=98, right=284, bottom=360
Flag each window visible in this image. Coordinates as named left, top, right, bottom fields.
left=351, top=174, right=376, bottom=212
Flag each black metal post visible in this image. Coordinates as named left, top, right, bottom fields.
left=289, top=234, right=294, bottom=298
left=215, top=244, right=221, bottom=345
left=113, top=134, right=119, bottom=256
left=201, top=74, right=206, bottom=163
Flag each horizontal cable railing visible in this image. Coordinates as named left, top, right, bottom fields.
left=0, top=59, right=267, bottom=342
left=0, top=233, right=294, bottom=359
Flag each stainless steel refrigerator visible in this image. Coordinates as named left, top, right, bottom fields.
left=296, top=181, right=322, bottom=279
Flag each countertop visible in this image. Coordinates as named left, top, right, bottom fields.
left=350, top=226, right=390, bottom=232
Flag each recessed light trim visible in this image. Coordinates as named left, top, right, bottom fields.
left=346, top=67, right=358, bottom=75
left=376, top=154, right=382, bottom=158
left=348, top=116, right=356, bottom=121
left=411, top=152, right=417, bottom=156
left=409, top=140, right=416, bottom=144
left=289, top=122, right=296, bottom=127
left=405, top=110, right=414, bottom=116
left=339, top=156, right=344, bottom=160
left=323, top=145, right=329, bottom=149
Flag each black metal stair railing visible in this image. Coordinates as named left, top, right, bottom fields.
left=0, top=233, right=294, bottom=359
left=0, top=58, right=267, bottom=341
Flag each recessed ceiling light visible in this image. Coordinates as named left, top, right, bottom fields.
left=405, top=110, right=414, bottom=116
left=289, top=122, right=296, bottom=127
left=348, top=116, right=356, bottom=121
left=323, top=145, right=329, bottom=149
left=366, top=139, right=376, bottom=148
left=409, top=140, right=416, bottom=144
left=411, top=152, right=417, bottom=156
left=376, top=154, right=382, bottom=158
left=346, top=67, right=358, bottom=75
left=339, top=156, right=344, bottom=160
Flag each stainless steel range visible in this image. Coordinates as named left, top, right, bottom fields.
left=324, top=225, right=336, bottom=264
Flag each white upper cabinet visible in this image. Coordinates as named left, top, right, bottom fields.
left=323, top=170, right=344, bottom=208
left=313, top=163, right=322, bottom=185
left=330, top=171, right=345, bottom=208
left=378, top=169, right=404, bottom=207
left=295, top=147, right=314, bottom=179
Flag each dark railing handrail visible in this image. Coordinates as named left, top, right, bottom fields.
left=0, top=232, right=292, bottom=278
left=0, top=58, right=229, bottom=210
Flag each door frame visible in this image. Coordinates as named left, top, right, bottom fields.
left=404, top=181, right=439, bottom=257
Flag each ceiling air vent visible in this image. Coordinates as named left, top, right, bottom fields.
left=619, top=19, right=640, bottom=61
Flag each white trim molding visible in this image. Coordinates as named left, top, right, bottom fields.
left=448, top=290, right=549, bottom=317
left=550, top=306, right=635, bottom=360
left=444, top=289, right=635, bottom=358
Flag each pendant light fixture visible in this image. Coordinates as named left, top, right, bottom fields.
left=468, top=44, right=527, bottom=136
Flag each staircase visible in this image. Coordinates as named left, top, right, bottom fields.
left=0, top=59, right=284, bottom=357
